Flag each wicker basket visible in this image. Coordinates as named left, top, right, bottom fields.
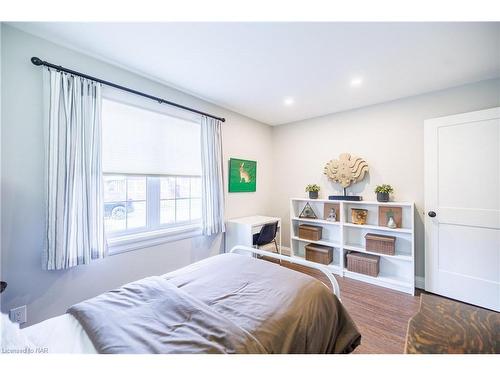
left=346, top=252, right=380, bottom=277
left=365, top=233, right=396, bottom=255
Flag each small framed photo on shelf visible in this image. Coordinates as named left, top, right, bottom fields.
left=378, top=206, right=403, bottom=228
left=299, top=203, right=317, bottom=219
left=323, top=203, right=340, bottom=222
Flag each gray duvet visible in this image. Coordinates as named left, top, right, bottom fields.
left=68, top=253, right=360, bottom=354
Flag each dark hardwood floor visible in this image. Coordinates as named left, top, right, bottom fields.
left=334, top=276, right=421, bottom=354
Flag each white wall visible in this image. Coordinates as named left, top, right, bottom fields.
left=271, top=79, right=500, bottom=277
left=0, top=25, right=273, bottom=325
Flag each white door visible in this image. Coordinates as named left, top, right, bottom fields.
left=424, top=107, right=500, bottom=312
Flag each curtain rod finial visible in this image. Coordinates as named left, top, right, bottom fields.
left=31, top=57, right=43, bottom=66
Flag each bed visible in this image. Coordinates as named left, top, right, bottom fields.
left=23, top=246, right=361, bottom=354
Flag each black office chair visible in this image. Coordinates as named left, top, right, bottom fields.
left=252, top=221, right=279, bottom=253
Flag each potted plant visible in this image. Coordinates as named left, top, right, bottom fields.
left=305, top=184, right=320, bottom=199
left=375, top=184, right=394, bottom=202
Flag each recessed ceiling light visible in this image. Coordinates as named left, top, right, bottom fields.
left=283, top=97, right=295, bottom=106
left=350, top=77, right=363, bottom=87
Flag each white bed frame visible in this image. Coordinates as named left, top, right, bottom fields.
left=229, top=245, right=341, bottom=298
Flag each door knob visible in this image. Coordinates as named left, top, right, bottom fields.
left=428, top=211, right=436, bottom=217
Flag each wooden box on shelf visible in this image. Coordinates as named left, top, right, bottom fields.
left=378, top=206, right=403, bottom=228
left=365, top=233, right=396, bottom=255
left=298, top=224, right=322, bottom=241
left=305, top=243, right=333, bottom=265
left=346, top=251, right=380, bottom=277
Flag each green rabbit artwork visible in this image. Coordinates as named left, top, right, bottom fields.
left=228, top=158, right=257, bottom=192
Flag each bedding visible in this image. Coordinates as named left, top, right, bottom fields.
left=24, top=253, right=361, bottom=354
left=23, top=314, right=97, bottom=353
left=68, top=276, right=266, bottom=354
left=1, top=313, right=35, bottom=353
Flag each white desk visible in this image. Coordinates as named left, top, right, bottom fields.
left=225, top=215, right=282, bottom=254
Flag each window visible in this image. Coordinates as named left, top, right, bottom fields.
left=102, top=97, right=202, bottom=252
left=103, top=174, right=202, bottom=233
left=103, top=175, right=147, bottom=232
left=159, top=176, right=202, bottom=225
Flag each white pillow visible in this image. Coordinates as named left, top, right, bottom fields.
left=0, top=313, right=34, bottom=354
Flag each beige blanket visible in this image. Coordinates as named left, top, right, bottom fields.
left=68, top=253, right=360, bottom=354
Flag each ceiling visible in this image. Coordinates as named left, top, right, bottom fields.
left=11, top=22, right=500, bottom=125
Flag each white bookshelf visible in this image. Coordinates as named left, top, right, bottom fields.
left=290, top=198, right=415, bottom=295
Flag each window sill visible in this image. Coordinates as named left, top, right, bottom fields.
left=107, top=225, right=202, bottom=255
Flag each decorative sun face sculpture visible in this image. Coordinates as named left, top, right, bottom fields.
left=324, top=153, right=369, bottom=188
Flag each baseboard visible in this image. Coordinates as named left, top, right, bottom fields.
left=415, top=276, right=425, bottom=290
left=259, top=243, right=291, bottom=256
left=279, top=245, right=291, bottom=256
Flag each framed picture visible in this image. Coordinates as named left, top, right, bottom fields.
left=228, top=158, right=257, bottom=192
left=378, top=206, right=403, bottom=228
left=323, top=203, right=340, bottom=222
left=299, top=203, right=317, bottom=219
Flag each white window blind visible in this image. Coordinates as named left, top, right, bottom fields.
left=101, top=97, right=203, bottom=249
left=102, top=99, right=201, bottom=176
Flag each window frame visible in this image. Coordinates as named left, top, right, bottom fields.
left=101, top=88, right=203, bottom=255
left=104, top=174, right=203, bottom=255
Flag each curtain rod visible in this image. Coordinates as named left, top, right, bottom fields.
left=30, top=57, right=226, bottom=123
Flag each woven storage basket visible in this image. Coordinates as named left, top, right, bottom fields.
left=365, top=233, right=396, bottom=255
left=346, top=252, right=380, bottom=277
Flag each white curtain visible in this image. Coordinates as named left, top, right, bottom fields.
left=45, top=70, right=106, bottom=270
left=200, top=116, right=225, bottom=236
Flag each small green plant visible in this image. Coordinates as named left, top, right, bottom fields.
left=374, top=184, right=394, bottom=194
left=305, top=184, right=321, bottom=192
